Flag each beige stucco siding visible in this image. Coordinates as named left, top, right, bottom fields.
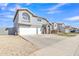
left=18, top=10, right=48, bottom=26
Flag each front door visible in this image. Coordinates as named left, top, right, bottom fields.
left=42, top=25, right=47, bottom=34
left=48, top=25, right=50, bottom=34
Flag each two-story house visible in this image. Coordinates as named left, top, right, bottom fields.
left=13, top=9, right=50, bottom=35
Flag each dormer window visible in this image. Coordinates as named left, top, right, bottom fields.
left=22, top=12, right=30, bottom=22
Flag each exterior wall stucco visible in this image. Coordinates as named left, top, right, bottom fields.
left=18, top=11, right=48, bottom=26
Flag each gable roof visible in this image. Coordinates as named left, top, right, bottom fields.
left=13, top=9, right=49, bottom=23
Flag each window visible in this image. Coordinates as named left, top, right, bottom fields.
left=38, top=18, right=42, bottom=22
left=22, top=13, right=30, bottom=22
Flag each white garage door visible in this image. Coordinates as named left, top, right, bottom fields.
left=18, top=28, right=41, bottom=35
left=38, top=28, right=41, bottom=34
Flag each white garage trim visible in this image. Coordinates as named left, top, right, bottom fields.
left=18, top=27, right=41, bottom=35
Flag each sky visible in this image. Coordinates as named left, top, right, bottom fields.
left=0, top=3, right=79, bottom=28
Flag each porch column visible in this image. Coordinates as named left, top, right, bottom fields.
left=46, top=25, right=48, bottom=34
left=49, top=25, right=51, bottom=34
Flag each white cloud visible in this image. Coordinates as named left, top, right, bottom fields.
left=26, top=3, right=32, bottom=6
left=43, top=3, right=68, bottom=14
left=9, top=4, right=22, bottom=12
left=0, top=3, right=8, bottom=7
left=0, top=12, right=14, bottom=19
left=0, top=14, right=13, bottom=19
left=0, top=3, right=29, bottom=12
left=0, top=3, right=27, bottom=19
left=15, top=4, right=22, bottom=9
left=9, top=4, right=27, bottom=12
left=47, top=10, right=62, bottom=14
left=6, top=15, right=14, bottom=18
left=0, top=3, right=20, bottom=12
left=64, top=16, right=79, bottom=21
left=0, top=3, right=8, bottom=10
left=48, top=3, right=67, bottom=11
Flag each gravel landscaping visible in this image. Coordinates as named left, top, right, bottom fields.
left=0, top=35, right=39, bottom=56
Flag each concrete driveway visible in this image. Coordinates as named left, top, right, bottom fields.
left=21, top=34, right=67, bottom=48
left=30, top=34, right=79, bottom=56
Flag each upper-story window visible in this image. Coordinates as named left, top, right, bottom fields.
left=22, top=12, right=30, bottom=22
left=38, top=18, right=42, bottom=22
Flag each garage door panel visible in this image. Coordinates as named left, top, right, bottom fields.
left=38, top=28, right=41, bottom=34
left=19, top=28, right=41, bottom=35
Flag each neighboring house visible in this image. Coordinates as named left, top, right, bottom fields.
left=0, top=27, right=8, bottom=35
left=67, top=27, right=79, bottom=33
left=57, top=23, right=65, bottom=32
left=0, top=27, right=14, bottom=35
left=64, top=26, right=71, bottom=33
left=75, top=28, right=79, bottom=33
left=13, top=9, right=50, bottom=35
left=6, top=28, right=15, bottom=35
left=72, top=28, right=79, bottom=33
left=70, top=27, right=76, bottom=33
left=50, top=22, right=65, bottom=33
left=64, top=26, right=79, bottom=33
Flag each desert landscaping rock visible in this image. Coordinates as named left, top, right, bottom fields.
left=0, top=35, right=39, bottom=56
